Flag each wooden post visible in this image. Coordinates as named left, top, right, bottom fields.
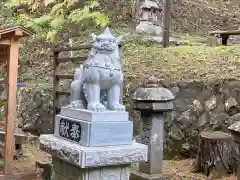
left=78, top=0, right=85, bottom=8
left=52, top=52, right=59, bottom=133
left=162, top=0, right=171, bottom=48
left=0, top=26, right=33, bottom=178
left=4, top=37, right=19, bottom=175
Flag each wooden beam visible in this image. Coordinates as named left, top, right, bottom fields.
left=56, top=56, right=87, bottom=63
left=162, top=0, right=172, bottom=48
left=78, top=0, right=85, bottom=8
left=209, top=30, right=240, bottom=36
left=0, top=121, right=6, bottom=127
left=56, top=74, right=74, bottom=80
left=56, top=91, right=70, bottom=96
left=0, top=173, right=37, bottom=180
left=4, top=37, right=19, bottom=175
left=52, top=52, right=59, bottom=133
left=0, top=39, right=10, bottom=45
left=51, top=44, right=91, bottom=52
left=0, top=100, right=7, bottom=105
left=15, top=30, right=23, bottom=37
left=0, top=80, right=8, bottom=84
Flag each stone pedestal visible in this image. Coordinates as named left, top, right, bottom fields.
left=51, top=157, right=131, bottom=180
left=40, top=109, right=147, bottom=180
left=130, top=78, right=174, bottom=180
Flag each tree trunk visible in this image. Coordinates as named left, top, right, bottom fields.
left=193, top=131, right=240, bottom=178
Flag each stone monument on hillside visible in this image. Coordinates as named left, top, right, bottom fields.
left=39, top=28, right=148, bottom=180
left=135, top=0, right=164, bottom=37
left=133, top=0, right=181, bottom=44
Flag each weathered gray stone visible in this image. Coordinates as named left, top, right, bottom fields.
left=228, top=113, right=240, bottom=125
left=176, top=110, right=192, bottom=129
left=132, top=79, right=174, bottom=178
left=52, top=157, right=131, bottom=180
left=197, top=112, right=209, bottom=128
left=168, top=124, right=184, bottom=141
left=139, top=114, right=164, bottom=174
left=229, top=121, right=240, bottom=133
left=191, top=100, right=203, bottom=116
left=133, top=87, right=174, bottom=102
left=130, top=171, right=170, bottom=180
left=18, top=85, right=53, bottom=134
left=54, top=115, right=133, bottom=146
left=229, top=121, right=240, bottom=144
left=134, top=102, right=173, bottom=112
left=210, top=112, right=229, bottom=131
left=205, top=96, right=217, bottom=111
left=39, top=134, right=148, bottom=168
left=61, top=107, right=129, bottom=121
left=135, top=0, right=163, bottom=36
left=225, top=97, right=239, bottom=115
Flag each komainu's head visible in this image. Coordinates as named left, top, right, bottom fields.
left=91, top=27, right=122, bottom=52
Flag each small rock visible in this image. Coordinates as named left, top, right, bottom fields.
left=191, top=100, right=203, bottom=116
left=210, top=112, right=230, bottom=131
left=159, top=79, right=172, bottom=88
left=170, top=86, right=179, bottom=97
left=228, top=113, right=240, bottom=126
left=182, top=143, right=190, bottom=151
left=180, top=142, right=191, bottom=157
left=176, top=110, right=192, bottom=129
left=168, top=124, right=184, bottom=141
left=205, top=96, right=217, bottom=111
left=225, top=97, right=239, bottom=115
left=136, top=21, right=162, bottom=36
left=197, top=112, right=208, bottom=128
left=228, top=121, right=240, bottom=132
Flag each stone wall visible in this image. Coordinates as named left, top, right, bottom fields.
left=133, top=79, right=240, bottom=159
left=16, top=79, right=240, bottom=159
left=17, top=85, right=53, bottom=135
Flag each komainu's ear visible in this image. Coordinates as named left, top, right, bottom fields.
left=104, top=27, right=111, bottom=34
left=91, top=33, right=97, bottom=41
left=116, top=36, right=123, bottom=45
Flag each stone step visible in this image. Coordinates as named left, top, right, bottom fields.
left=36, top=159, right=52, bottom=180
left=0, top=128, right=26, bottom=144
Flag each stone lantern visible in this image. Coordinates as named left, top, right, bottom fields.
left=130, top=77, right=175, bottom=180
left=135, top=0, right=164, bottom=36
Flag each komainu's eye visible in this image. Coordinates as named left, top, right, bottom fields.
left=96, top=37, right=101, bottom=42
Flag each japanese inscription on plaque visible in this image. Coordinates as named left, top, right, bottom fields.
left=59, top=118, right=81, bottom=142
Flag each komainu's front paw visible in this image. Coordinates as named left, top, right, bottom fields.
left=87, top=103, right=106, bottom=112
left=108, top=103, right=125, bottom=111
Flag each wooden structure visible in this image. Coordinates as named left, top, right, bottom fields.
left=0, top=26, right=36, bottom=179
left=209, top=30, right=240, bottom=45
left=162, top=0, right=172, bottom=48
left=193, top=131, right=240, bottom=178
left=51, top=42, right=124, bottom=133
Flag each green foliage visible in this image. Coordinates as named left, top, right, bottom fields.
left=0, top=0, right=16, bottom=28
left=6, top=0, right=109, bottom=42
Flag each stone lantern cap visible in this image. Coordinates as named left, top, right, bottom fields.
left=132, top=77, right=174, bottom=111
left=132, top=77, right=174, bottom=102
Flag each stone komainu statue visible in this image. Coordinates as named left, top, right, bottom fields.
left=70, top=27, right=125, bottom=112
